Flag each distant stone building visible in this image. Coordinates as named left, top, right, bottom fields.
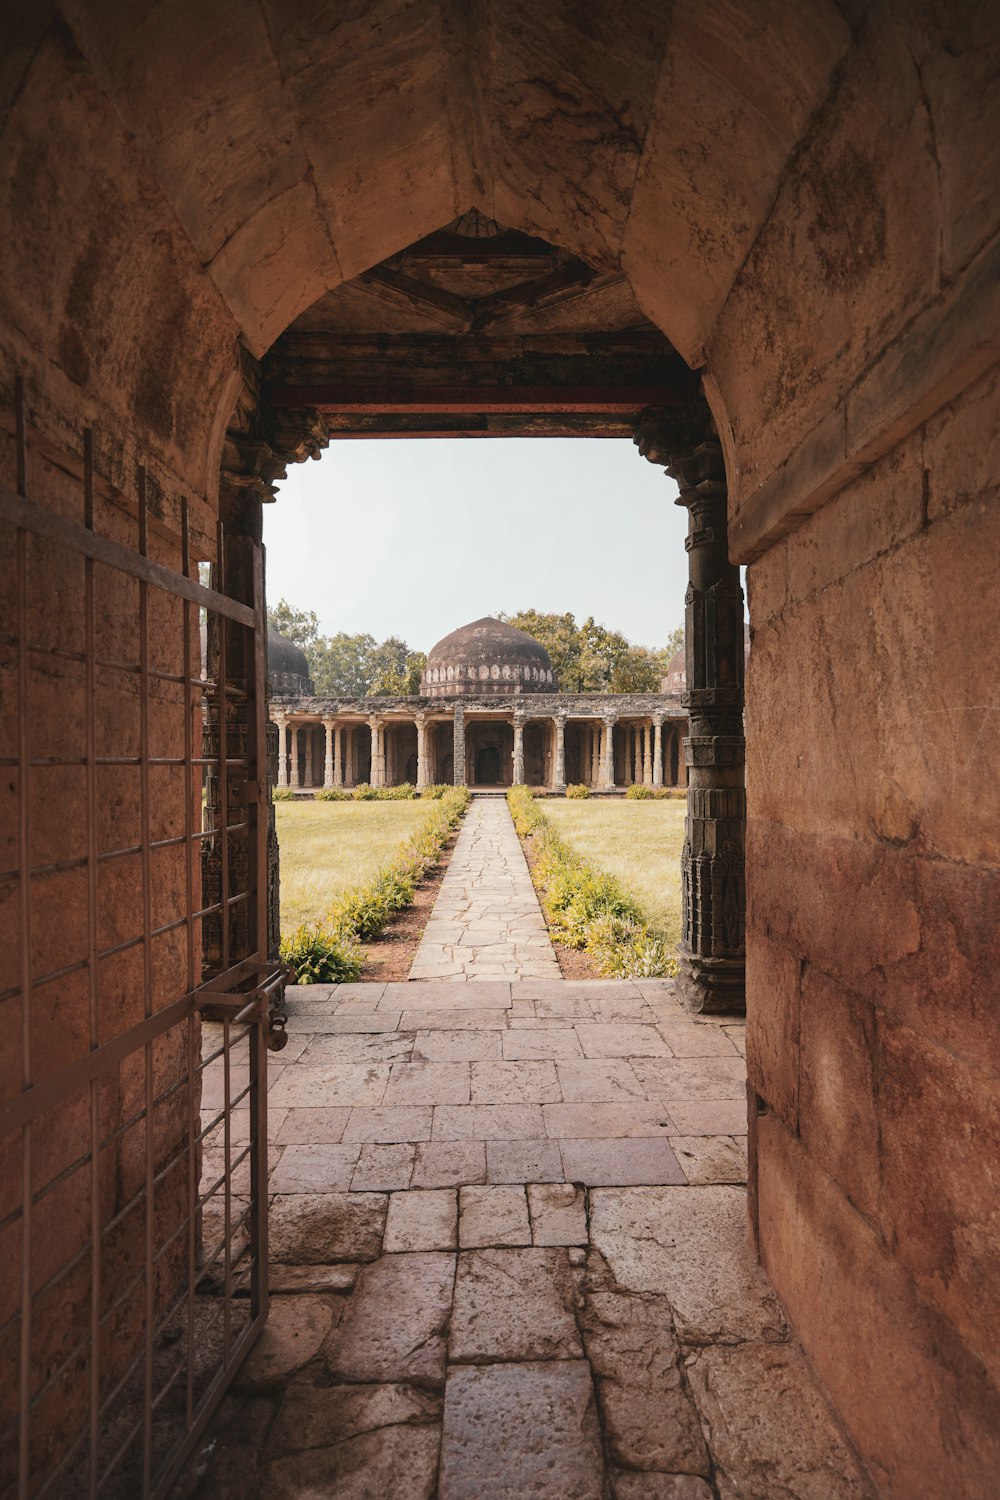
left=269, top=617, right=688, bottom=792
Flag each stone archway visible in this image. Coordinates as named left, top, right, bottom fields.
left=3, top=8, right=999, bottom=1494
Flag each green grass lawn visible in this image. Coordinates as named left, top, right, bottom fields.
left=544, top=799, right=686, bottom=948
left=276, top=801, right=431, bottom=934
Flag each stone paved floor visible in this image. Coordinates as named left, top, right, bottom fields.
left=409, top=798, right=561, bottom=981
left=188, top=977, right=875, bottom=1499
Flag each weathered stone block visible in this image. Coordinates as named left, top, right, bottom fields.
left=268, top=1193, right=387, bottom=1264
left=582, top=1290, right=709, bottom=1473
left=440, top=1361, right=603, bottom=1500
left=326, top=1253, right=455, bottom=1385
left=685, top=1342, right=875, bottom=1498
left=450, top=1247, right=582, bottom=1362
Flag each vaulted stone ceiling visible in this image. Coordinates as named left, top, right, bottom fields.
left=262, top=211, right=692, bottom=438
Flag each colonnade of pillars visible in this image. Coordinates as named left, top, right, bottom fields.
left=270, top=710, right=686, bottom=791
left=271, top=714, right=436, bottom=790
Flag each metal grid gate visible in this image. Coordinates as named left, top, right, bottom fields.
left=0, top=381, right=282, bottom=1496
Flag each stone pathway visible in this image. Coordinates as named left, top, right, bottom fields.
left=409, top=797, right=561, bottom=981
left=187, top=979, right=876, bottom=1499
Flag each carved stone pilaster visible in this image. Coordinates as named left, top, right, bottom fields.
left=601, top=715, right=617, bottom=789
left=512, top=716, right=525, bottom=785
left=453, top=705, right=466, bottom=786
left=552, top=716, right=566, bottom=790
left=635, top=402, right=745, bottom=1014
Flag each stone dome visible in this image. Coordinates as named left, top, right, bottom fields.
left=268, top=630, right=313, bottom=695
left=421, top=617, right=555, bottom=698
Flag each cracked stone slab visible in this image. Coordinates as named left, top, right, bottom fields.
left=581, top=1290, right=710, bottom=1473
left=450, top=1247, right=582, bottom=1361
left=261, top=1423, right=440, bottom=1500
left=266, top=1382, right=441, bottom=1460
left=685, top=1343, right=877, bottom=1498
left=588, top=1186, right=787, bottom=1344
left=440, top=1361, right=603, bottom=1499
left=326, top=1252, right=456, bottom=1385
left=527, top=1183, right=588, bottom=1245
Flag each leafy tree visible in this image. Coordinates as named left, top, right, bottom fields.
left=499, top=610, right=582, bottom=687
left=267, top=599, right=321, bottom=649
left=313, top=632, right=377, bottom=696
left=501, top=610, right=680, bottom=692
left=268, top=601, right=427, bottom=695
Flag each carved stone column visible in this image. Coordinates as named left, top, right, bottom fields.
left=304, top=727, right=313, bottom=788
left=512, top=716, right=525, bottom=785
left=644, top=722, right=653, bottom=784
left=601, top=715, right=617, bottom=789
left=274, top=713, right=288, bottom=788
left=333, top=722, right=342, bottom=786
left=368, top=717, right=383, bottom=787
left=652, top=715, right=664, bottom=788
left=453, top=705, right=466, bottom=786
left=416, top=716, right=430, bottom=787
left=635, top=402, right=746, bottom=1015
left=290, top=724, right=300, bottom=787
left=345, top=727, right=354, bottom=786
left=323, top=718, right=334, bottom=789
left=553, top=716, right=566, bottom=791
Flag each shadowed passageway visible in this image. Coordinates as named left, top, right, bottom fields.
left=183, top=810, right=873, bottom=1497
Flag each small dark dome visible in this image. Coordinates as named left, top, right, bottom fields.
left=422, top=617, right=554, bottom=697
left=268, top=630, right=313, bottom=695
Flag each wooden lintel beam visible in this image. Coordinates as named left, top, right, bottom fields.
left=266, top=384, right=687, bottom=414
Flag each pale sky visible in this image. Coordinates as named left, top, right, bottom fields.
left=264, top=438, right=690, bottom=654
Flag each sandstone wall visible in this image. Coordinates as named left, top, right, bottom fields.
left=745, top=364, right=1000, bottom=1496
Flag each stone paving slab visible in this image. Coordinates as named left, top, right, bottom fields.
left=188, top=981, right=878, bottom=1500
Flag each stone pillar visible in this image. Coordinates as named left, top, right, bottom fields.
left=635, top=403, right=746, bottom=1014
left=368, top=717, right=383, bottom=787
left=590, top=725, right=600, bottom=786
left=416, top=716, right=430, bottom=787
left=323, top=718, right=334, bottom=788
left=304, top=726, right=314, bottom=787
left=601, top=716, right=617, bottom=789
left=644, top=721, right=653, bottom=784
left=333, top=723, right=343, bottom=786
left=512, top=716, right=525, bottom=785
left=553, top=716, right=566, bottom=791
left=453, top=705, right=466, bottom=786
left=632, top=727, right=641, bottom=784
left=653, top=716, right=664, bottom=788
left=345, top=727, right=354, bottom=786
left=290, top=724, right=300, bottom=787
left=274, top=714, right=288, bottom=788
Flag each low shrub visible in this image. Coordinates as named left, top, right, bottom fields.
left=281, top=786, right=471, bottom=982
left=315, top=787, right=352, bottom=801
left=353, top=782, right=419, bottom=801
left=272, top=786, right=296, bottom=801
left=507, top=786, right=675, bottom=978
left=420, top=783, right=451, bottom=799
left=279, top=922, right=363, bottom=983
left=565, top=783, right=590, bottom=799
left=625, top=784, right=685, bottom=800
